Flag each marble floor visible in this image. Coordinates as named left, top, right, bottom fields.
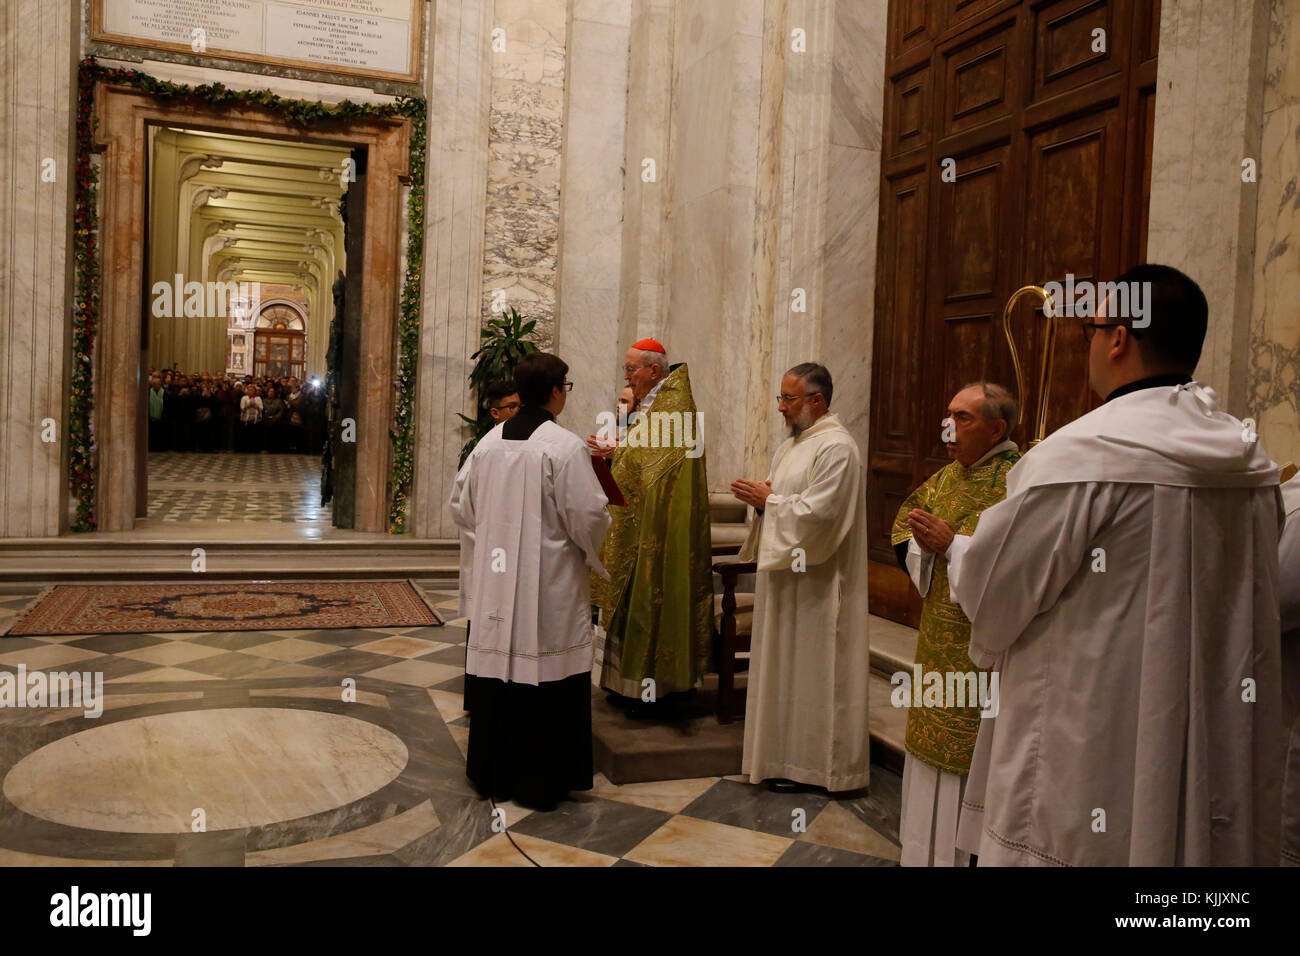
left=0, top=583, right=902, bottom=867
left=147, top=452, right=332, bottom=525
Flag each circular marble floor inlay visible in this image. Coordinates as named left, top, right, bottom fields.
left=3, top=707, right=409, bottom=833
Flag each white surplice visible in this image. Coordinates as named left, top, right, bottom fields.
left=449, top=419, right=611, bottom=685
left=456, top=525, right=474, bottom=621
left=740, top=413, right=871, bottom=791
left=1280, top=472, right=1300, bottom=865
left=949, top=381, right=1284, bottom=866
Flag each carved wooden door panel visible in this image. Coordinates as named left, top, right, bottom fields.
left=869, top=0, right=1160, bottom=626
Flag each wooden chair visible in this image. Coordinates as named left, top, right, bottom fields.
left=712, top=558, right=757, bottom=723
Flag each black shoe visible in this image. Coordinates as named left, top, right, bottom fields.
left=766, top=778, right=817, bottom=794
left=623, top=700, right=665, bottom=720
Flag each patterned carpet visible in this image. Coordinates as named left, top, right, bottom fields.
left=5, top=582, right=441, bottom=636
left=0, top=584, right=903, bottom=867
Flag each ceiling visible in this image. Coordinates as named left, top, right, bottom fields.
left=147, top=126, right=353, bottom=377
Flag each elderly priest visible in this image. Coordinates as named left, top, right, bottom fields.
left=589, top=338, right=713, bottom=716
left=732, top=363, right=871, bottom=793
left=891, top=382, right=1020, bottom=866
left=450, top=352, right=612, bottom=811
left=949, top=265, right=1285, bottom=865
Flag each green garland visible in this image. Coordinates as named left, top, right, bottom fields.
left=73, top=58, right=426, bottom=533
left=388, top=84, right=426, bottom=533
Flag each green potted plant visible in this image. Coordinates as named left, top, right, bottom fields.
left=458, top=306, right=538, bottom=465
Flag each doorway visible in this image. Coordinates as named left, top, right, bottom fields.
left=143, top=126, right=344, bottom=530
left=91, top=82, right=411, bottom=533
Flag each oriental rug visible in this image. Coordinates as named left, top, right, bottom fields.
left=2, top=581, right=443, bottom=637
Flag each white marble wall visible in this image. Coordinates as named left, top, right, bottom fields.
left=1251, top=0, right=1300, bottom=469
left=661, top=0, right=765, bottom=487
left=554, top=0, right=632, bottom=438
left=567, top=0, right=886, bottom=489
left=409, top=0, right=495, bottom=539
left=617, top=0, right=673, bottom=346
left=763, top=0, right=884, bottom=469
left=482, top=0, right=567, bottom=343
left=0, top=0, right=78, bottom=537
left=1147, top=0, right=1271, bottom=418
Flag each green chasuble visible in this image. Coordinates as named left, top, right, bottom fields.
left=595, top=363, right=713, bottom=697
left=890, top=444, right=1020, bottom=774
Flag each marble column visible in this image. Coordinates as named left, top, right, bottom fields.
left=1146, top=0, right=1271, bottom=418
left=1250, top=0, right=1300, bottom=470
left=746, top=0, right=885, bottom=475
left=554, top=0, right=632, bottom=439
left=409, top=0, right=495, bottom=539
left=661, top=0, right=764, bottom=486
left=617, top=0, right=673, bottom=347
left=744, top=0, right=786, bottom=480
left=0, top=0, right=78, bottom=537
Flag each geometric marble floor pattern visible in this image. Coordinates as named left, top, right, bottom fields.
left=147, top=452, right=331, bottom=523
left=0, top=582, right=902, bottom=867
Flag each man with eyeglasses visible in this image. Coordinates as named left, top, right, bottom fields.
left=485, top=379, right=522, bottom=423
left=890, top=381, right=1021, bottom=866
left=948, top=264, right=1285, bottom=865
left=731, top=362, right=871, bottom=794
left=450, top=352, right=612, bottom=810
left=589, top=338, right=712, bottom=718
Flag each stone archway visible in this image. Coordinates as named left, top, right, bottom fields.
left=93, top=83, right=410, bottom=533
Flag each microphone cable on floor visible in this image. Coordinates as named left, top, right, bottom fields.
left=488, top=796, right=541, bottom=866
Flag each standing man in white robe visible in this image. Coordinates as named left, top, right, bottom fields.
left=449, top=352, right=611, bottom=811
left=950, top=264, right=1284, bottom=865
left=732, top=363, right=871, bottom=793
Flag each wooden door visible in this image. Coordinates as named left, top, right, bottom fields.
left=868, top=0, right=1160, bottom=626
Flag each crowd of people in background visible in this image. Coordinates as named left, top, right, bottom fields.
left=146, top=367, right=327, bottom=454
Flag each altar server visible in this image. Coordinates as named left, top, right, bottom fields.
left=950, top=265, right=1284, bottom=865
left=449, top=352, right=611, bottom=810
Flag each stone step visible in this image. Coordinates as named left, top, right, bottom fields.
left=710, top=523, right=748, bottom=550
left=592, top=671, right=907, bottom=783
left=0, top=536, right=457, bottom=551
left=0, top=540, right=458, bottom=582
left=708, top=492, right=746, bottom=524
left=869, top=613, right=917, bottom=679
left=868, top=669, right=906, bottom=774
